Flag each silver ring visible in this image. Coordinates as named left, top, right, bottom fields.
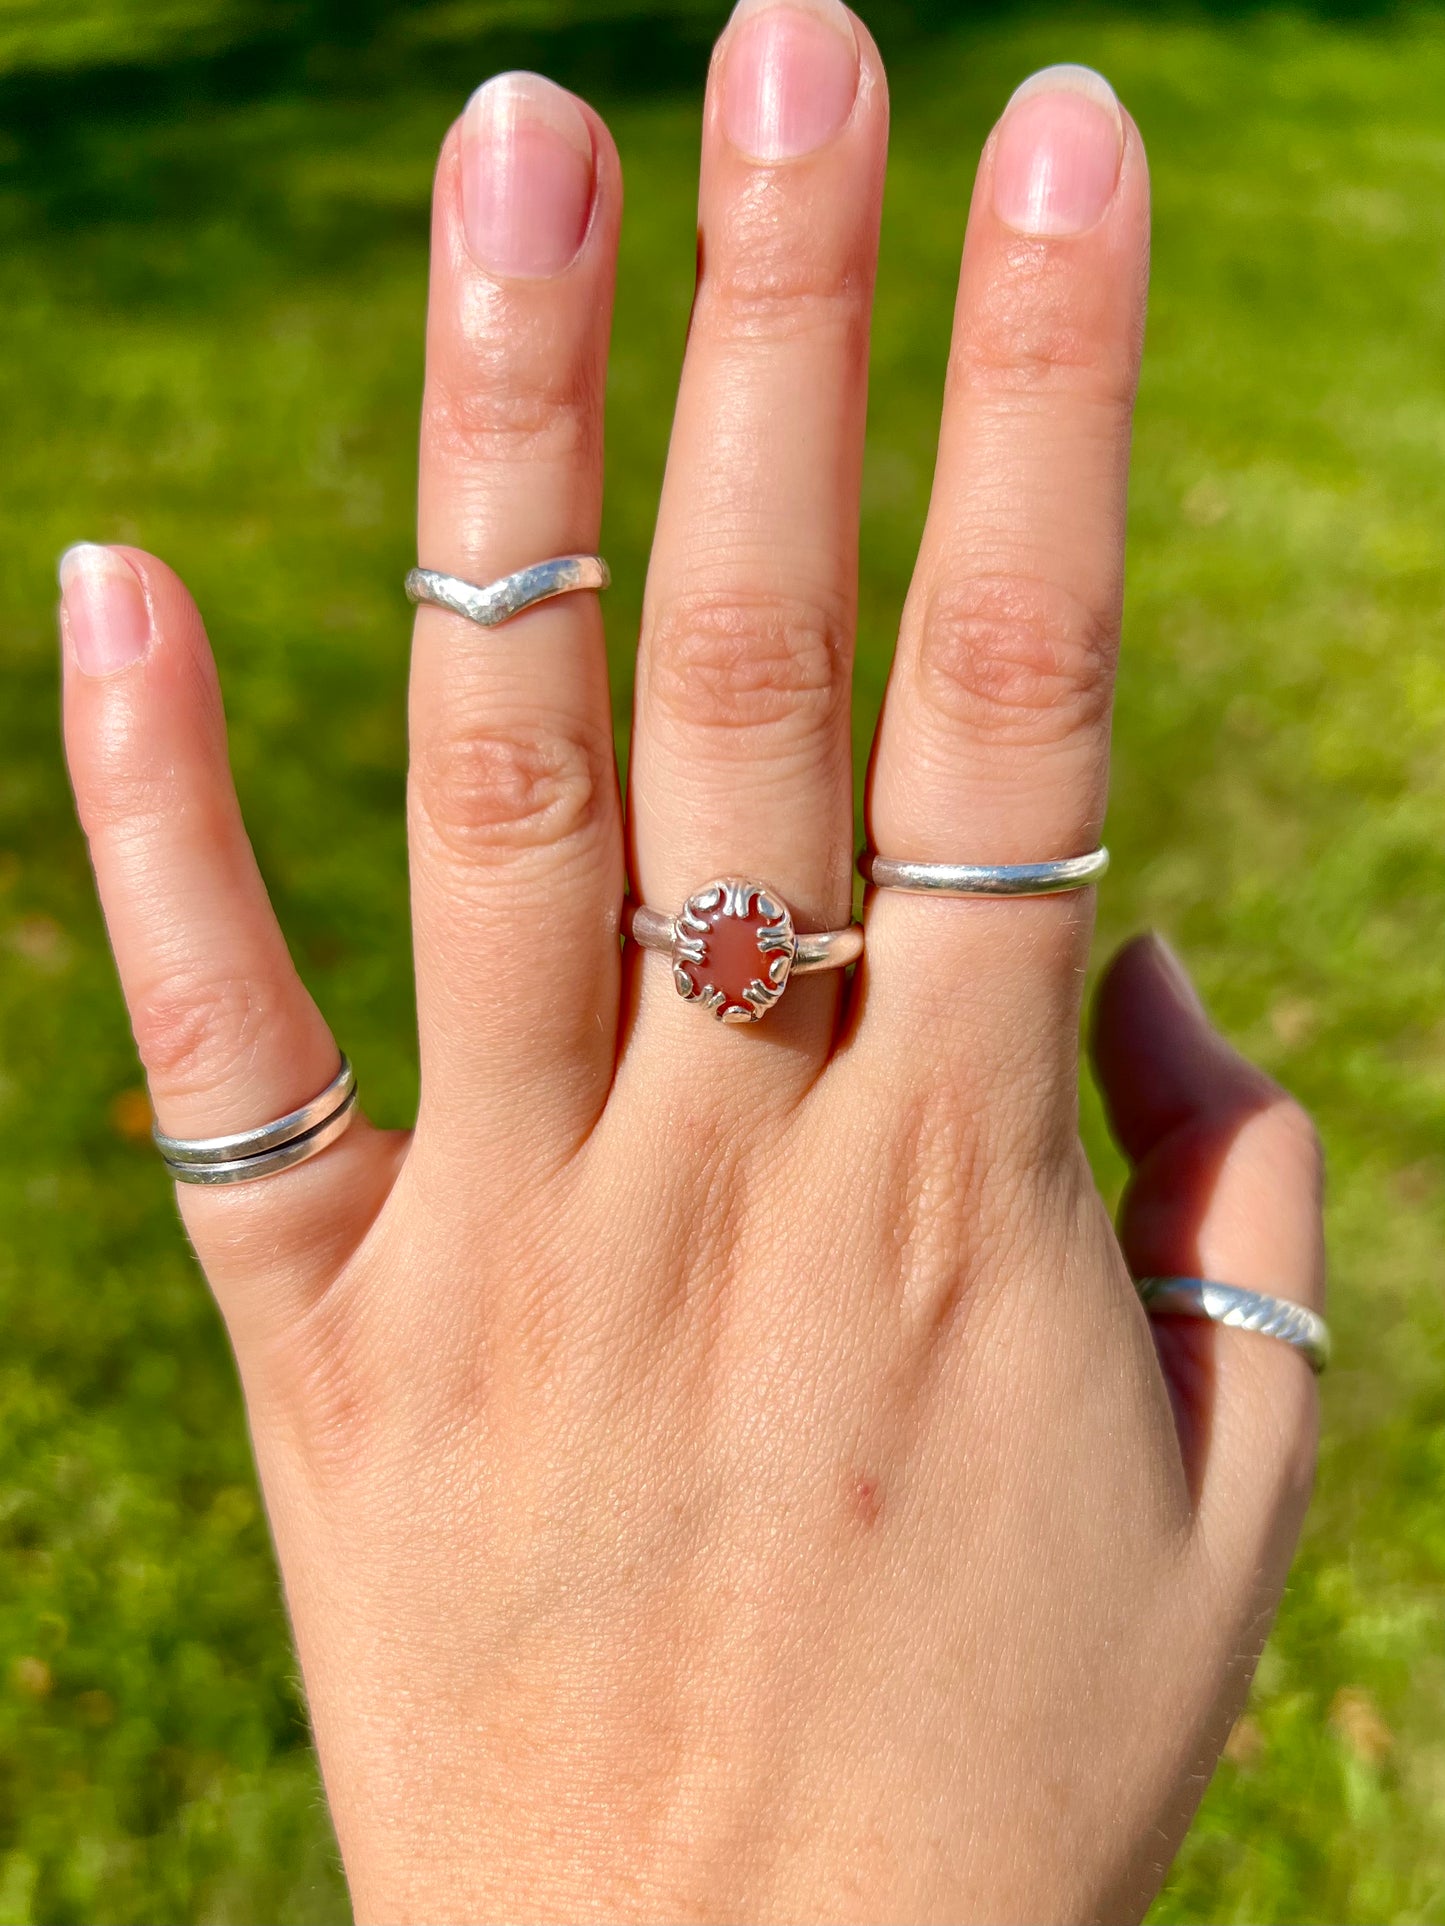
left=625, top=878, right=863, bottom=1024
left=1138, top=1277, right=1330, bottom=1374
left=154, top=1057, right=358, bottom=1186
left=859, top=848, right=1109, bottom=896
left=406, top=555, right=609, bottom=629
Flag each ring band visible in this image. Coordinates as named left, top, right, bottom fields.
left=625, top=878, right=862, bottom=1024
left=406, top=555, right=609, bottom=629
left=1137, top=1277, right=1330, bottom=1374
left=154, top=1057, right=358, bottom=1186
left=859, top=848, right=1109, bottom=896
left=626, top=907, right=864, bottom=976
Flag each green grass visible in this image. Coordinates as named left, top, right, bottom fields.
left=2, top=3, right=1444, bottom=1920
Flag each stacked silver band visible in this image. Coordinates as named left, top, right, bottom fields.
left=1138, top=1277, right=1330, bottom=1373
left=154, top=1058, right=358, bottom=1186
left=406, top=555, right=609, bottom=629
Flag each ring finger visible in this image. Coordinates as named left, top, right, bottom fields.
left=864, top=67, right=1149, bottom=1098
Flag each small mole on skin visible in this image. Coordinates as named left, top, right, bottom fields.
left=851, top=1471, right=883, bottom=1530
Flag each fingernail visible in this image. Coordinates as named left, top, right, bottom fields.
left=721, top=0, right=859, bottom=162
left=1142, top=932, right=1207, bottom=1019
left=992, top=64, right=1123, bottom=237
left=58, top=545, right=151, bottom=676
left=461, top=72, right=595, bottom=277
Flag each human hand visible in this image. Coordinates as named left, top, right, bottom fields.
left=59, top=9, right=1324, bottom=1921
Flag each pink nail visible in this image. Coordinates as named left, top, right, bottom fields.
left=461, top=72, right=595, bottom=277
left=721, top=0, right=859, bottom=162
left=992, top=65, right=1123, bottom=237
left=58, top=545, right=151, bottom=676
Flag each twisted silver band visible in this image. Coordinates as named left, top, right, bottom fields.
left=154, top=1057, right=358, bottom=1186
left=859, top=848, right=1109, bottom=896
left=406, top=555, right=609, bottom=629
left=1138, top=1277, right=1330, bottom=1374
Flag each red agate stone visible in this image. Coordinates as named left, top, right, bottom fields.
left=672, top=880, right=795, bottom=1022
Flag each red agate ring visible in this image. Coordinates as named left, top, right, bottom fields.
left=625, top=879, right=864, bottom=1024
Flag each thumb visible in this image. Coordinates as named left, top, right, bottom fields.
left=1090, top=933, right=1323, bottom=1582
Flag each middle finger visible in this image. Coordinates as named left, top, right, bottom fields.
left=627, top=0, right=887, bottom=1065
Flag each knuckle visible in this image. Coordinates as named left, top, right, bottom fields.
left=130, top=967, right=281, bottom=1096
left=697, top=275, right=860, bottom=355
left=644, top=589, right=848, bottom=748
left=953, top=248, right=1140, bottom=404
left=914, top=574, right=1115, bottom=748
left=698, top=185, right=865, bottom=350
left=422, top=354, right=596, bottom=469
left=76, top=678, right=221, bottom=848
left=77, top=770, right=170, bottom=848
left=411, top=714, right=612, bottom=861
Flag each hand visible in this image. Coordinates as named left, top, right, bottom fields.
left=59, top=11, right=1323, bottom=1922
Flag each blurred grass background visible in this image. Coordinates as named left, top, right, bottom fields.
left=1, top=0, right=1444, bottom=1919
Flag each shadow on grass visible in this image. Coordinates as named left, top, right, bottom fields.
left=0, top=0, right=1418, bottom=252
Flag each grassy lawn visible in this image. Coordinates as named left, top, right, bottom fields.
left=2, top=3, right=1444, bottom=1919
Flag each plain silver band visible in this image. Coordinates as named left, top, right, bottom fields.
left=153, top=1056, right=356, bottom=1165
left=161, top=1088, right=359, bottom=1186
left=1138, top=1277, right=1330, bottom=1374
left=406, top=556, right=609, bottom=629
left=860, top=848, right=1109, bottom=896
left=625, top=903, right=863, bottom=975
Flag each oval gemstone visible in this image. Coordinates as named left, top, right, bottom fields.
left=674, top=883, right=793, bottom=1021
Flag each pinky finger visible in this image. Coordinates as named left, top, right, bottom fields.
left=1089, top=933, right=1324, bottom=1588
left=60, top=544, right=403, bottom=1319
